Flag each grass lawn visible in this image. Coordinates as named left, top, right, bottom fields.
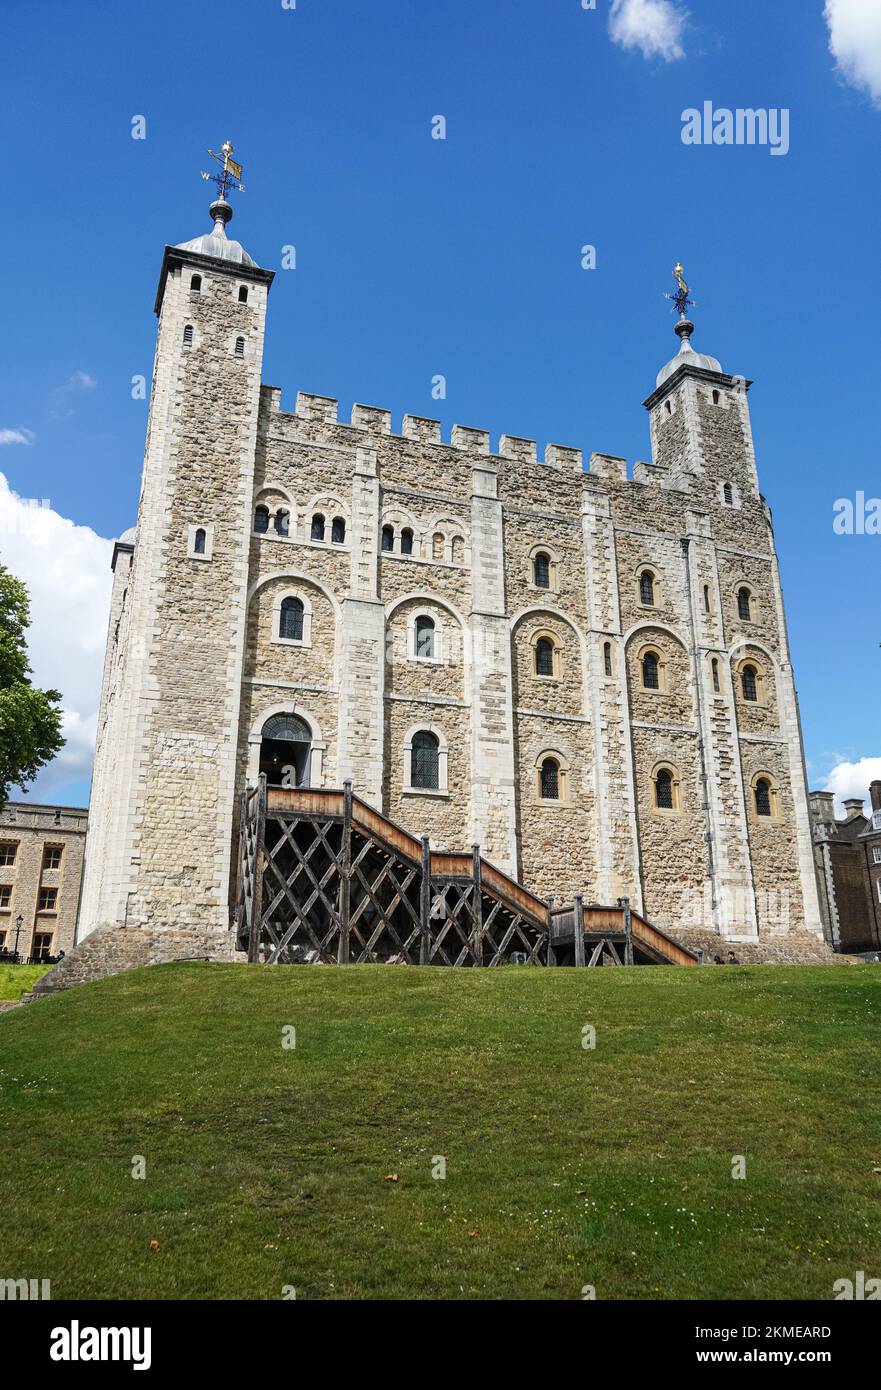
left=0, top=964, right=51, bottom=1000
left=0, top=961, right=879, bottom=1300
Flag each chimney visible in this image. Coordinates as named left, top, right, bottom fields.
left=843, top=798, right=865, bottom=821
left=871, top=781, right=881, bottom=813
left=809, top=791, right=836, bottom=825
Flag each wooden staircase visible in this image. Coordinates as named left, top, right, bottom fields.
left=234, top=778, right=699, bottom=968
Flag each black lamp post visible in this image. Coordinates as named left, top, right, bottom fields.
left=13, top=914, right=23, bottom=959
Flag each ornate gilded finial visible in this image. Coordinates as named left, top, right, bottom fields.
left=665, top=262, right=696, bottom=320
left=201, top=140, right=246, bottom=203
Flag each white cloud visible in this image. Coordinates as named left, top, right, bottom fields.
left=823, top=756, right=881, bottom=816
left=0, top=428, right=35, bottom=447
left=825, top=0, right=881, bottom=106
left=50, top=370, right=98, bottom=419
left=0, top=472, right=112, bottom=801
left=609, top=0, right=687, bottom=62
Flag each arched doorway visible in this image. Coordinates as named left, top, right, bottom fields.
left=260, top=713, right=312, bottom=789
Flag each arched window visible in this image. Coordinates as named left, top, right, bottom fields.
left=639, top=570, right=655, bottom=606
left=279, top=596, right=304, bottom=641
left=311, top=513, right=326, bottom=542
left=723, top=482, right=734, bottom=505
left=432, top=532, right=445, bottom=561
left=535, top=637, right=555, bottom=677
left=742, top=664, right=758, bottom=702
left=238, top=285, right=248, bottom=304
left=254, top=505, right=269, bottom=534
left=400, top=528, right=414, bottom=556
left=411, top=731, right=440, bottom=790
left=191, top=275, right=202, bottom=295
left=712, top=657, right=720, bottom=693
left=603, top=641, right=613, bottom=677
left=274, top=509, right=290, bottom=537
left=381, top=525, right=394, bottom=553
left=234, top=336, right=245, bottom=358
left=331, top=516, right=346, bottom=544
left=183, top=324, right=194, bottom=348
left=415, top=615, right=436, bottom=659
left=539, top=757, right=560, bottom=801
left=193, top=527, right=207, bottom=555
left=534, top=552, right=551, bottom=589
left=737, top=587, right=752, bottom=621
left=655, top=768, right=674, bottom=810
left=755, top=778, right=772, bottom=818
left=451, top=535, right=464, bottom=564
left=642, top=650, right=660, bottom=690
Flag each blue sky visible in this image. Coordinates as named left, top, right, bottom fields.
left=1, top=0, right=879, bottom=808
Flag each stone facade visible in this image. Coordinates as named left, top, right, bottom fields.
left=810, top=782, right=881, bottom=953
left=0, top=803, right=87, bottom=960
left=75, top=198, right=827, bottom=965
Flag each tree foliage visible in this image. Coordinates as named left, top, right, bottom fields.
left=0, top=562, right=64, bottom=805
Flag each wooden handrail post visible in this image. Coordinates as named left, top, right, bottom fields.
left=248, top=773, right=267, bottom=963
left=338, top=779, right=353, bottom=964
left=574, top=893, right=586, bottom=968
left=420, top=835, right=431, bottom=965
left=621, top=895, right=634, bottom=966
left=546, top=896, right=556, bottom=967
left=471, top=844, right=484, bottom=967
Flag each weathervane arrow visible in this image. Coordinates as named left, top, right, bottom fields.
left=201, top=140, right=246, bottom=201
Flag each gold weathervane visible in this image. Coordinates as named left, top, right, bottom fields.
left=666, top=262, right=695, bottom=318
left=201, top=140, right=246, bottom=201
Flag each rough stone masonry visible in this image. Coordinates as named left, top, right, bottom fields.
left=62, top=188, right=830, bottom=990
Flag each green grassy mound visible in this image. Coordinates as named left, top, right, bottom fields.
left=0, top=962, right=879, bottom=1300
left=0, top=964, right=51, bottom=1000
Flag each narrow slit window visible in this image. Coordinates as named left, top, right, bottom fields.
left=238, top=286, right=248, bottom=304
left=712, top=658, right=720, bottom=693
left=411, top=731, right=440, bottom=790
left=535, top=637, right=555, bottom=677
left=742, top=665, right=758, bottom=702
left=723, top=482, right=734, bottom=505
left=639, top=571, right=655, bottom=606
left=655, top=769, right=674, bottom=810
left=193, top=527, right=207, bottom=555
left=279, top=596, right=304, bottom=641
left=534, top=552, right=551, bottom=589
left=755, top=779, right=772, bottom=818
left=183, top=324, right=194, bottom=348
left=642, top=651, right=660, bottom=690
left=737, top=587, right=752, bottom=621
left=603, top=641, right=613, bottom=677
left=540, top=758, right=560, bottom=802
left=415, top=615, right=435, bottom=659
left=234, top=336, right=245, bottom=358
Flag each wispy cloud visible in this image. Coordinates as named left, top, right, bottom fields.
left=0, top=427, right=35, bottom=447
left=50, top=370, right=98, bottom=419
left=608, top=0, right=687, bottom=63
left=825, top=0, right=881, bottom=106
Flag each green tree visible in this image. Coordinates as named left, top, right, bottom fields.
left=0, top=562, right=64, bottom=806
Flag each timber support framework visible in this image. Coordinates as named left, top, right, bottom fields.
left=234, top=778, right=699, bottom=968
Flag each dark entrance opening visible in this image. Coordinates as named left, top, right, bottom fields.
left=259, top=713, right=312, bottom=789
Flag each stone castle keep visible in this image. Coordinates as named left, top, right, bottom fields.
left=71, top=178, right=828, bottom=975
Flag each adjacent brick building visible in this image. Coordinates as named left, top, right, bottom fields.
left=74, top=178, right=828, bottom=972
left=810, top=782, right=881, bottom=953
left=0, top=803, right=87, bottom=961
